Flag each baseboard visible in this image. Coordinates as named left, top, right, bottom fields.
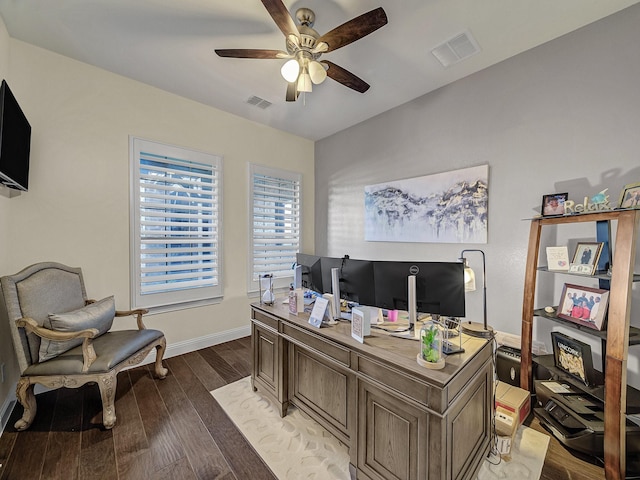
left=0, top=389, right=17, bottom=438
left=134, top=324, right=252, bottom=367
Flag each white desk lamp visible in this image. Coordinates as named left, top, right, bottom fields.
left=459, top=249, right=494, bottom=339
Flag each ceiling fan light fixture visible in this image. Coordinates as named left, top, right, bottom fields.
left=297, top=70, right=312, bottom=92
left=216, top=3, right=388, bottom=102
left=309, top=60, right=327, bottom=84
left=281, top=59, right=300, bottom=83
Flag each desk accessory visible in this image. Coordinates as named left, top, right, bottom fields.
left=417, top=320, right=445, bottom=369
left=351, top=307, right=370, bottom=343
left=459, top=249, right=494, bottom=338
left=259, top=274, right=274, bottom=305
left=309, top=297, right=330, bottom=328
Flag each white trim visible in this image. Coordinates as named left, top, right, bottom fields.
left=131, top=325, right=252, bottom=367
left=0, top=390, right=17, bottom=437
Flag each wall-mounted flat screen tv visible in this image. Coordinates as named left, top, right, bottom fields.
left=0, top=79, right=31, bottom=191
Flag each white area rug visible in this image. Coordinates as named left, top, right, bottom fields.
left=212, top=377, right=549, bottom=480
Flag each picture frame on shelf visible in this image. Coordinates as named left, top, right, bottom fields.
left=541, top=192, right=568, bottom=216
left=546, top=246, right=570, bottom=271
left=568, top=242, right=603, bottom=275
left=551, top=331, right=596, bottom=387
left=558, top=283, right=609, bottom=330
left=618, top=182, right=640, bottom=209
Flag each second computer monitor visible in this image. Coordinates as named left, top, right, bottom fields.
left=373, top=261, right=465, bottom=318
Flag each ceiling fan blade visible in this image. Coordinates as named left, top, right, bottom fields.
left=317, top=7, right=388, bottom=53
left=215, top=49, right=289, bottom=59
left=286, top=82, right=299, bottom=102
left=321, top=61, right=370, bottom=93
left=261, top=0, right=300, bottom=39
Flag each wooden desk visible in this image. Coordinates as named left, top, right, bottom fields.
left=251, top=301, right=493, bottom=480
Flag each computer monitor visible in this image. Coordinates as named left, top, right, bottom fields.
left=295, top=253, right=323, bottom=292
left=372, top=261, right=465, bottom=318
left=320, top=256, right=344, bottom=295
left=339, top=258, right=376, bottom=306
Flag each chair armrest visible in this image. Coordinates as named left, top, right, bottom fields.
left=115, top=308, right=150, bottom=330
left=16, top=317, right=99, bottom=341
left=16, top=317, right=99, bottom=372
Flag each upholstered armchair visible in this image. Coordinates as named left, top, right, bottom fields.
left=0, top=262, right=168, bottom=430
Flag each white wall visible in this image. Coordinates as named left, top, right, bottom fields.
left=0, top=33, right=314, bottom=413
left=315, top=5, right=640, bottom=382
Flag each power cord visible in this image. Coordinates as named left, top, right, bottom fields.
left=484, top=335, right=503, bottom=466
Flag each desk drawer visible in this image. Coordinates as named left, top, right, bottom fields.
left=282, top=323, right=350, bottom=367
left=358, top=356, right=434, bottom=409
left=252, top=309, right=279, bottom=330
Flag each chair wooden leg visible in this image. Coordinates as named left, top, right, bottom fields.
left=154, top=337, right=168, bottom=379
left=98, top=372, right=117, bottom=429
left=14, top=378, right=36, bottom=431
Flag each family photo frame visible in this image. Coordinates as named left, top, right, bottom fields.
left=569, top=242, right=603, bottom=275
left=558, top=283, right=609, bottom=330
left=541, top=192, right=568, bottom=216
left=618, top=182, right=640, bottom=209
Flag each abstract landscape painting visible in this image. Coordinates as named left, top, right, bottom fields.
left=364, top=165, right=488, bottom=243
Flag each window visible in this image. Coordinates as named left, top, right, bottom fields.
left=130, top=137, right=222, bottom=310
left=249, top=164, right=301, bottom=293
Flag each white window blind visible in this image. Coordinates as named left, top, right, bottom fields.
left=130, top=137, right=223, bottom=310
left=249, top=164, right=301, bottom=292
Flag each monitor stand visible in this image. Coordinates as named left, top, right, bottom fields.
left=439, top=316, right=465, bottom=355
left=443, top=341, right=464, bottom=355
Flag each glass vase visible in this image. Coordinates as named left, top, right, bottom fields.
left=418, top=320, right=445, bottom=369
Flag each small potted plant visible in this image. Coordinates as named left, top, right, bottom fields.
left=418, top=321, right=445, bottom=369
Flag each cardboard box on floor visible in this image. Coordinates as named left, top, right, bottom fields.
left=495, top=406, right=518, bottom=459
left=495, top=381, right=531, bottom=426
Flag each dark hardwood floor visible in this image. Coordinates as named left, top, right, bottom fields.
left=0, top=337, right=605, bottom=479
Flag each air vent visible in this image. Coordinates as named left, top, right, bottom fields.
left=246, top=96, right=272, bottom=109
left=431, top=30, right=481, bottom=68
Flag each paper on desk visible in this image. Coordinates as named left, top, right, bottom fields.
left=540, top=381, right=572, bottom=394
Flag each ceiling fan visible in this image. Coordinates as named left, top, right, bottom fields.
left=215, top=0, right=388, bottom=102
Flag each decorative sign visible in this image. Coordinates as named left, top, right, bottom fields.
left=551, top=331, right=595, bottom=386
left=351, top=307, right=370, bottom=343
left=308, top=297, right=329, bottom=328
left=564, top=189, right=612, bottom=214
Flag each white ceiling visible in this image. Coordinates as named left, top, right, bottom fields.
left=0, top=0, right=637, bottom=141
